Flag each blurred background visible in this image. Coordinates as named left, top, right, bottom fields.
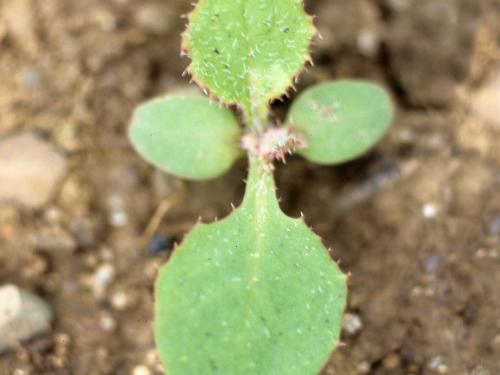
left=0, top=0, right=499, bottom=374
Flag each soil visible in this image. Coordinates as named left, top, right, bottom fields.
left=0, top=0, right=499, bottom=374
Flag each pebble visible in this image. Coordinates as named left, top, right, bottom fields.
left=70, top=217, right=99, bottom=248
left=488, top=214, right=500, bottom=236
left=428, top=356, right=448, bottom=373
left=0, top=284, right=53, bottom=353
left=387, top=0, right=412, bottom=11
left=383, top=353, right=401, bottom=369
left=424, top=253, right=441, bottom=273
left=107, top=194, right=128, bottom=227
left=1, top=0, right=36, bottom=52
left=30, top=225, right=77, bottom=253
left=470, top=365, right=491, bottom=375
left=18, top=65, right=42, bottom=89
left=342, top=312, right=363, bottom=336
left=422, top=202, right=438, bottom=219
left=91, top=263, right=115, bottom=297
left=357, top=29, right=380, bottom=57
left=333, top=160, right=405, bottom=214
left=99, top=314, right=117, bottom=332
left=356, top=361, right=371, bottom=374
left=111, top=291, right=129, bottom=310
left=132, top=365, right=152, bottom=375
left=148, top=234, right=172, bottom=256
left=135, top=4, right=173, bottom=35
left=471, top=70, right=500, bottom=127
left=0, top=132, right=68, bottom=209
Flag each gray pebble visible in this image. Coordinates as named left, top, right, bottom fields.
left=0, top=284, right=53, bottom=353
left=488, top=214, right=500, bottom=236
left=470, top=365, right=491, bottom=375
left=342, top=312, right=363, bottom=336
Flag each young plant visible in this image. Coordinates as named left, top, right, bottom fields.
left=129, top=1, right=393, bottom=374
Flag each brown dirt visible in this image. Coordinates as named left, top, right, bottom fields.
left=0, top=0, right=499, bottom=374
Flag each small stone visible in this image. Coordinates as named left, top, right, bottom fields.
left=21, top=252, right=48, bottom=280
left=132, top=365, right=152, bottom=375
left=387, top=0, right=411, bottom=11
left=0, top=204, right=21, bottom=239
left=424, top=253, right=441, bottom=273
left=471, top=70, right=500, bottom=127
left=422, top=202, right=438, bottom=219
left=110, top=291, right=129, bottom=310
left=470, top=365, right=491, bottom=375
left=357, top=29, right=380, bottom=57
left=0, top=132, right=67, bottom=209
left=148, top=234, right=172, bottom=256
left=1, top=0, right=36, bottom=52
left=30, top=225, right=77, bottom=253
left=342, top=313, right=363, bottom=336
left=488, top=214, right=500, bottom=236
left=135, top=4, right=173, bottom=35
left=383, top=353, right=401, bottom=369
left=99, top=314, right=117, bottom=332
left=93, top=8, right=117, bottom=32
left=91, top=263, right=115, bottom=297
left=107, top=194, right=128, bottom=227
left=59, top=173, right=92, bottom=216
left=428, top=356, right=448, bottom=373
left=43, top=207, right=63, bottom=224
left=54, top=122, right=83, bottom=152
left=0, top=284, right=53, bottom=353
left=109, top=210, right=128, bottom=227
left=18, top=65, right=42, bottom=89
left=356, top=361, right=371, bottom=374
left=70, top=217, right=100, bottom=248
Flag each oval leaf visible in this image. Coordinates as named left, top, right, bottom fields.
left=129, top=95, right=242, bottom=180
left=184, top=0, right=316, bottom=117
left=155, top=158, right=347, bottom=375
left=288, top=80, right=394, bottom=165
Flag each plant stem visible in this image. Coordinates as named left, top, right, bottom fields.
left=243, top=101, right=269, bottom=134
left=242, top=155, right=279, bottom=212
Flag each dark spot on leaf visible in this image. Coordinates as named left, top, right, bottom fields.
left=213, top=48, right=220, bottom=55
left=283, top=27, right=290, bottom=33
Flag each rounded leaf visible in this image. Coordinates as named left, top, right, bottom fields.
left=129, top=95, right=242, bottom=180
left=288, top=81, right=394, bottom=164
left=184, top=0, right=316, bottom=115
left=155, top=158, right=347, bottom=375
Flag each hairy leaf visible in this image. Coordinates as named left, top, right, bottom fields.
left=129, top=95, right=242, bottom=180
left=288, top=81, right=394, bottom=164
left=184, top=0, right=315, bottom=122
left=155, top=157, right=347, bottom=375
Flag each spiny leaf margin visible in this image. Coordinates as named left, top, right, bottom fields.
left=182, top=0, right=316, bottom=122
left=155, top=158, right=346, bottom=375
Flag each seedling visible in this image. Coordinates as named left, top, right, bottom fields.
left=129, top=1, right=393, bottom=374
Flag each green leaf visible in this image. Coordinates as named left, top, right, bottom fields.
left=129, top=95, right=242, bottom=180
left=155, top=157, right=347, bottom=375
left=183, top=0, right=316, bottom=121
left=288, top=80, right=394, bottom=165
